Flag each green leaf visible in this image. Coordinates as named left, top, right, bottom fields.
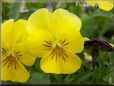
left=34, top=58, right=41, bottom=72
left=69, top=72, right=93, bottom=84
left=76, top=72, right=93, bottom=83
left=28, top=72, right=50, bottom=85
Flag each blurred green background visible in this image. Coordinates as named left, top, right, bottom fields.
left=2, top=0, right=114, bottom=85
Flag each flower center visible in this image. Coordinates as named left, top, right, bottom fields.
left=43, top=39, right=70, bottom=62
left=43, top=39, right=69, bottom=49
left=2, top=48, right=23, bottom=69
left=50, top=45, right=68, bottom=62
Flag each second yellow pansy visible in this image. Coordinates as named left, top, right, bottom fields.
left=27, top=8, right=85, bottom=74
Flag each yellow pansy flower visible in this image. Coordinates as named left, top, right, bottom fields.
left=1, top=19, right=36, bottom=82
left=86, top=0, right=113, bottom=11
left=27, top=8, right=85, bottom=74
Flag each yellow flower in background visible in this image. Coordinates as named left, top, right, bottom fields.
left=27, top=8, right=85, bottom=74
left=86, top=0, right=113, bottom=11
left=1, top=19, right=36, bottom=82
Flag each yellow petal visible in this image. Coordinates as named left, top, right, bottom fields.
left=53, top=8, right=82, bottom=31
left=2, top=19, right=14, bottom=49
left=97, top=1, right=113, bottom=11
left=27, top=8, right=52, bottom=33
left=27, top=29, right=55, bottom=57
left=2, top=57, right=30, bottom=82
left=13, top=19, right=28, bottom=43
left=83, top=37, right=90, bottom=41
left=40, top=50, right=82, bottom=74
left=2, top=19, right=28, bottom=49
left=56, top=27, right=84, bottom=53
left=13, top=43, right=36, bottom=66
